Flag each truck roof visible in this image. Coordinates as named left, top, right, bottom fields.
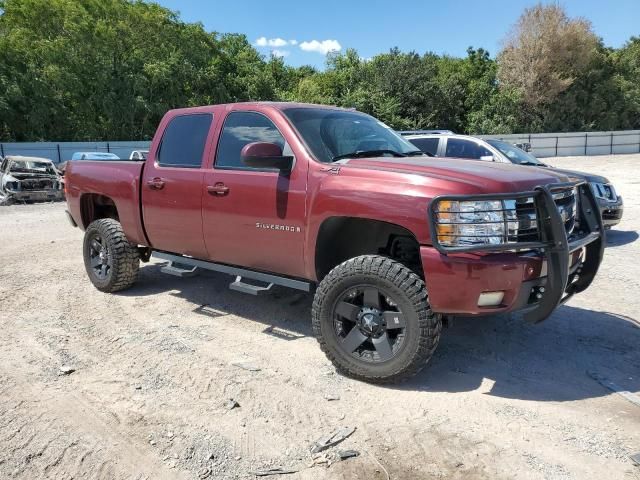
left=166, top=101, right=354, bottom=115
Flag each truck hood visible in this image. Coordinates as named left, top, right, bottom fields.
left=510, top=161, right=609, bottom=184
left=337, top=157, right=572, bottom=193
left=549, top=167, right=609, bottom=184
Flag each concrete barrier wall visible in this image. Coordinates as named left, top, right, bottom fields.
left=0, top=141, right=151, bottom=164
left=478, top=130, right=640, bottom=158
left=2, top=130, right=640, bottom=163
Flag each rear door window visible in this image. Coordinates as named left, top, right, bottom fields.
left=158, top=113, right=213, bottom=168
left=408, top=137, right=440, bottom=156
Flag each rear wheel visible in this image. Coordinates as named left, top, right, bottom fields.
left=83, top=219, right=139, bottom=292
left=312, top=255, right=441, bottom=383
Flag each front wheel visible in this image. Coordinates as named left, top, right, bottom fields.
left=312, top=255, right=441, bottom=383
left=83, top=218, right=139, bottom=292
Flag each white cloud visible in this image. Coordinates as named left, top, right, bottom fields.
left=289, top=39, right=298, bottom=45
left=271, top=49, right=290, bottom=58
left=299, top=39, right=342, bottom=55
left=254, top=37, right=289, bottom=47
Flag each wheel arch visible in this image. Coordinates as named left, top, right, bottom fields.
left=314, top=216, right=422, bottom=281
left=80, top=193, right=119, bottom=229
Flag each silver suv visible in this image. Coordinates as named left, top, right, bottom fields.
left=401, top=132, right=623, bottom=228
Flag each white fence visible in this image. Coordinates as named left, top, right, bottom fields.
left=2, top=130, right=640, bottom=163
left=0, top=141, right=151, bottom=165
left=478, top=130, right=640, bottom=158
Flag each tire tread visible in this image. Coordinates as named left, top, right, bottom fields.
left=312, top=255, right=441, bottom=384
left=84, top=219, right=139, bottom=292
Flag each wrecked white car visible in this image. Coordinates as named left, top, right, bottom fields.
left=0, top=156, right=64, bottom=205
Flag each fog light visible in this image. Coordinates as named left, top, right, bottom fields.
left=477, top=291, right=505, bottom=307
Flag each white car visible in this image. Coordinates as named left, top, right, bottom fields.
left=129, top=150, right=149, bottom=160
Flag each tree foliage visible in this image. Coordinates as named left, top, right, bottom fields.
left=0, top=0, right=638, bottom=141
left=497, top=4, right=599, bottom=107
left=0, top=0, right=294, bottom=140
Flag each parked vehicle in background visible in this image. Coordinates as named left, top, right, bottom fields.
left=64, top=102, right=604, bottom=383
left=404, top=132, right=623, bottom=228
left=58, top=152, right=121, bottom=174
left=129, top=150, right=149, bottom=160
left=0, top=155, right=64, bottom=205
left=514, top=142, right=532, bottom=152
left=397, top=129, right=454, bottom=136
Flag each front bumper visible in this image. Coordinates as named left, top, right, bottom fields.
left=598, top=196, right=623, bottom=227
left=3, top=189, right=64, bottom=202
left=423, top=181, right=604, bottom=323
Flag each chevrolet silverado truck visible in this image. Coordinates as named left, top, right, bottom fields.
left=64, top=102, right=604, bottom=383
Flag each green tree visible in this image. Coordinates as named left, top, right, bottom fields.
left=0, top=0, right=282, bottom=141
left=1, top=0, right=639, bottom=141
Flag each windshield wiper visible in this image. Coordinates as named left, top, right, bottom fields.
left=517, top=161, right=543, bottom=166
left=331, top=149, right=407, bottom=162
left=406, top=150, right=431, bottom=157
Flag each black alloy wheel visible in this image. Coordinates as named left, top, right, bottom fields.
left=312, top=255, right=442, bottom=383
left=87, top=233, right=112, bottom=280
left=332, top=285, right=406, bottom=363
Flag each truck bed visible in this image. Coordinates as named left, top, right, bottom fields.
left=65, top=160, right=148, bottom=245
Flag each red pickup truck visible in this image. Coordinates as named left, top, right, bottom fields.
left=65, top=102, right=604, bottom=383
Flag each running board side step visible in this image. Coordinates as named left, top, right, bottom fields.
left=152, top=251, right=312, bottom=293
left=161, top=262, right=199, bottom=277
left=229, top=276, right=273, bottom=295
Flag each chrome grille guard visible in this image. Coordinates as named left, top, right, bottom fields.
left=428, top=180, right=605, bottom=323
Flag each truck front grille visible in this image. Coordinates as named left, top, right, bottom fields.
left=515, top=188, right=577, bottom=242
left=20, top=179, right=56, bottom=191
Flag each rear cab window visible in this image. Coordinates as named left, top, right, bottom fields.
left=158, top=113, right=213, bottom=168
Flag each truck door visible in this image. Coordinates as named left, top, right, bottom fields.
left=141, top=112, right=214, bottom=257
left=201, top=110, right=307, bottom=278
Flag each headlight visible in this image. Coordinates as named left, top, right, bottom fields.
left=434, top=199, right=519, bottom=247
left=591, top=182, right=616, bottom=201
left=5, top=181, right=20, bottom=191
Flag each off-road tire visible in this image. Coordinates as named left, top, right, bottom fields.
left=83, top=218, right=139, bottom=292
left=312, top=255, right=441, bottom=383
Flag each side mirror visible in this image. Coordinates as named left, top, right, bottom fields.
left=480, top=155, right=495, bottom=161
left=241, top=142, right=293, bottom=174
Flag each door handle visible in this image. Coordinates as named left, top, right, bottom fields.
left=146, top=177, right=165, bottom=190
left=207, top=183, right=229, bottom=196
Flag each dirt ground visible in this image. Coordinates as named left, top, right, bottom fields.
left=0, top=154, right=639, bottom=480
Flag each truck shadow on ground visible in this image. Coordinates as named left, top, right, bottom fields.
left=123, top=263, right=640, bottom=403
left=403, top=307, right=640, bottom=401
left=605, top=229, right=638, bottom=247
left=118, top=262, right=316, bottom=337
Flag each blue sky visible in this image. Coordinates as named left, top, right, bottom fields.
left=157, top=0, right=640, bottom=68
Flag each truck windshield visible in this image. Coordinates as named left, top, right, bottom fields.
left=10, top=160, right=57, bottom=175
left=486, top=139, right=545, bottom=166
left=282, top=108, right=422, bottom=163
